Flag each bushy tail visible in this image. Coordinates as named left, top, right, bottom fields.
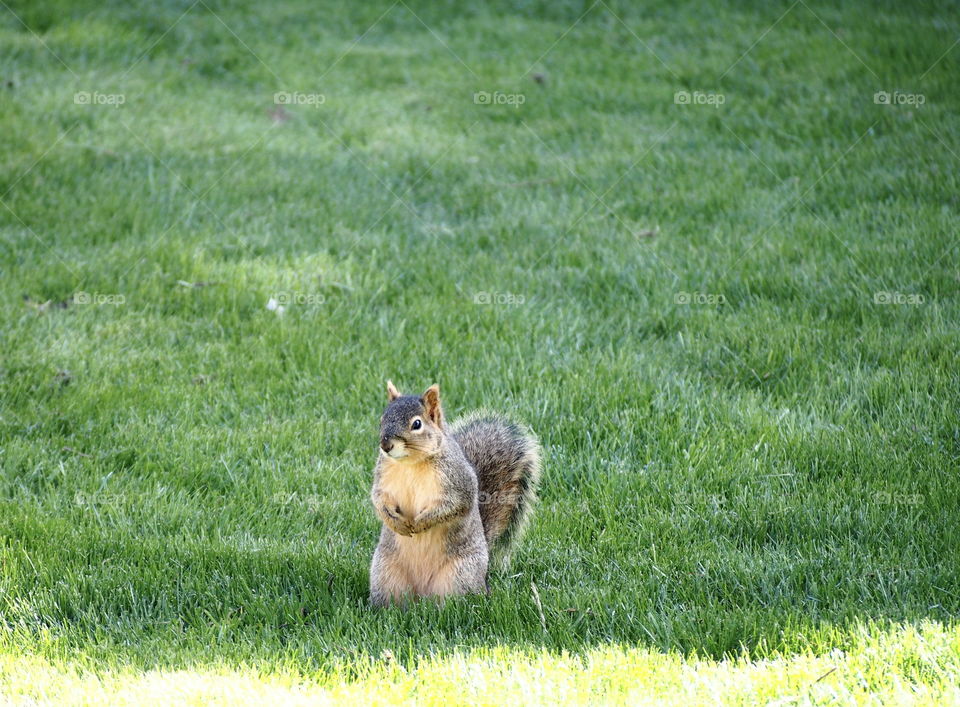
left=451, top=412, right=541, bottom=568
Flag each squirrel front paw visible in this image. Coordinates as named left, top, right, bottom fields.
left=382, top=504, right=414, bottom=536
left=409, top=508, right=436, bottom=534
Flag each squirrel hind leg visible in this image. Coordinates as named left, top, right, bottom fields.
left=369, top=542, right=415, bottom=607
left=420, top=550, right=488, bottom=600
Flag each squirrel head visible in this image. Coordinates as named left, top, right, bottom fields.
left=379, top=381, right=445, bottom=461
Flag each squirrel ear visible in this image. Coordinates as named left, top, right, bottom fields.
left=421, top=384, right=444, bottom=428
left=386, top=380, right=401, bottom=401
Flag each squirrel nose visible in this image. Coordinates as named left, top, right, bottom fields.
left=380, top=438, right=394, bottom=453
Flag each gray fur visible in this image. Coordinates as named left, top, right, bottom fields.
left=452, top=411, right=542, bottom=567
left=379, top=395, right=425, bottom=449
left=368, top=389, right=540, bottom=605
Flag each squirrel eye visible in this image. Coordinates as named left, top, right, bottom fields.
left=411, top=419, right=422, bottom=430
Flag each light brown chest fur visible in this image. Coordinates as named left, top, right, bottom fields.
left=377, top=458, right=456, bottom=595
left=378, top=457, right=443, bottom=520
left=394, top=527, right=454, bottom=595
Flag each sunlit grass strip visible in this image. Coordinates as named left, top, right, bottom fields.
left=2, top=622, right=958, bottom=705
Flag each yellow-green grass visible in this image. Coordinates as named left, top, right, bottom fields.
left=3, top=623, right=959, bottom=705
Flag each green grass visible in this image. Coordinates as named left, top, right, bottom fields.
left=1, top=0, right=959, bottom=702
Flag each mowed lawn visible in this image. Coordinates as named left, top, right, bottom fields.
left=1, top=0, right=959, bottom=702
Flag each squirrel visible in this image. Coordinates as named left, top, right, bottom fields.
left=369, top=381, right=541, bottom=606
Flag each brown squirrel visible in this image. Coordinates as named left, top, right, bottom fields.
left=369, top=382, right=541, bottom=606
